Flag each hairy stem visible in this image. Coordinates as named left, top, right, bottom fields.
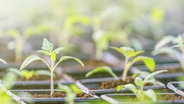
left=50, top=59, right=55, bottom=98
left=50, top=70, right=54, bottom=97
left=122, top=57, right=129, bottom=81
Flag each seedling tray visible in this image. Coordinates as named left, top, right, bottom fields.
left=80, top=77, right=165, bottom=94
left=11, top=89, right=99, bottom=104
left=101, top=93, right=184, bottom=104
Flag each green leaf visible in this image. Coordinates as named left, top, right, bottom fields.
left=53, top=47, right=64, bottom=54
left=124, top=84, right=137, bottom=93
left=41, top=38, right=54, bottom=52
left=116, top=84, right=137, bottom=93
left=2, top=72, right=17, bottom=89
left=152, top=47, right=175, bottom=56
left=36, top=70, right=51, bottom=77
left=144, top=70, right=167, bottom=83
left=0, top=58, right=7, bottom=64
left=85, top=66, right=118, bottom=80
left=116, top=85, right=124, bottom=91
left=20, top=55, right=41, bottom=70
left=134, top=77, right=143, bottom=87
left=22, top=70, right=36, bottom=80
left=144, top=89, right=157, bottom=102
left=51, top=53, right=56, bottom=62
left=155, top=36, right=175, bottom=49
left=69, top=84, right=83, bottom=94
left=37, top=50, right=51, bottom=56
left=134, top=56, right=155, bottom=72
left=58, top=56, right=84, bottom=67
left=144, top=78, right=157, bottom=85
left=111, top=47, right=144, bottom=58
left=7, top=68, right=22, bottom=77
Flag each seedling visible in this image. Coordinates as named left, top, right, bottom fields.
left=57, top=84, right=83, bottom=104
left=6, top=24, right=51, bottom=62
left=85, top=66, right=118, bottom=80
left=20, top=38, right=84, bottom=97
left=7, top=68, right=51, bottom=80
left=51, top=16, right=89, bottom=51
left=116, top=70, right=167, bottom=102
left=152, top=35, right=184, bottom=69
left=93, top=30, right=110, bottom=60
left=111, top=47, right=155, bottom=81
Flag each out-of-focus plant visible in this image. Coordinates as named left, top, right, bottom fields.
left=6, top=24, right=52, bottom=62
left=152, top=35, right=184, bottom=69
left=20, top=38, right=84, bottom=97
left=0, top=72, right=18, bottom=104
left=92, top=29, right=110, bottom=60
left=116, top=70, right=167, bottom=102
left=111, top=47, right=155, bottom=81
left=85, top=66, right=118, bottom=80
left=0, top=58, right=18, bottom=104
left=150, top=6, right=165, bottom=40
left=57, top=83, right=83, bottom=104
left=50, top=15, right=90, bottom=52
left=7, top=68, right=51, bottom=80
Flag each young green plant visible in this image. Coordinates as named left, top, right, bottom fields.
left=6, top=24, right=51, bottom=62
left=57, top=83, right=83, bottom=104
left=7, top=68, right=51, bottom=80
left=152, top=35, right=184, bottom=69
left=111, top=47, right=155, bottom=81
left=20, top=38, right=84, bottom=97
left=116, top=70, right=167, bottom=102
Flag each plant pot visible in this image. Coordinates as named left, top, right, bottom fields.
left=101, top=93, right=184, bottom=104
left=11, top=89, right=99, bottom=104
left=80, top=77, right=165, bottom=94
left=12, top=80, right=71, bottom=89
left=65, top=67, right=137, bottom=80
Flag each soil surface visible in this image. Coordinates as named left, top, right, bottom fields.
left=81, top=59, right=114, bottom=69
left=162, top=94, right=184, bottom=101
left=32, top=92, right=92, bottom=98
left=94, top=77, right=153, bottom=89
left=18, top=75, right=61, bottom=81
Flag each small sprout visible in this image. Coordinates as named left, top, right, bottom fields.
left=57, top=84, right=82, bottom=104
left=93, top=30, right=109, bottom=60
left=152, top=35, right=184, bottom=69
left=85, top=66, right=118, bottom=80
left=111, top=46, right=155, bottom=81
left=6, top=26, right=51, bottom=62
left=20, top=38, right=84, bottom=97
left=116, top=70, right=167, bottom=102
left=7, top=68, right=51, bottom=80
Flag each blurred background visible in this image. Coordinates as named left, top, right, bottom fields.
left=0, top=0, right=184, bottom=62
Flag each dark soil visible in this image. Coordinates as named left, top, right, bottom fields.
left=18, top=75, right=61, bottom=81
left=162, top=94, right=184, bottom=101
left=81, top=59, right=114, bottom=69
left=32, top=92, right=92, bottom=98
left=95, top=77, right=153, bottom=89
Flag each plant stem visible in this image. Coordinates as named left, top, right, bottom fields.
left=15, top=37, right=23, bottom=62
left=96, top=47, right=102, bottom=60
left=50, top=70, right=54, bottom=97
left=122, top=57, right=129, bottom=81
